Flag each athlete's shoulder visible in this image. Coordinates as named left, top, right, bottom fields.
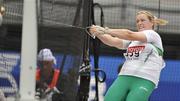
left=142, top=30, right=159, bottom=35
left=143, top=30, right=161, bottom=40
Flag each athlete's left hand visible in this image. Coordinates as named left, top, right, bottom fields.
left=90, top=25, right=108, bottom=36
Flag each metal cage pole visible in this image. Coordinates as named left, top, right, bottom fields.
left=78, top=0, right=93, bottom=101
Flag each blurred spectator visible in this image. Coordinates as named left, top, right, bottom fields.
left=36, top=48, right=60, bottom=99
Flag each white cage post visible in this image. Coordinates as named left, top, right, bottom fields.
left=19, top=0, right=37, bottom=100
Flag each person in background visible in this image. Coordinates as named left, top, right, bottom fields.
left=0, top=5, right=5, bottom=26
left=89, top=10, right=167, bottom=101
left=36, top=48, right=60, bottom=98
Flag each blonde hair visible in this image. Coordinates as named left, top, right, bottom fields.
left=137, top=10, right=168, bottom=26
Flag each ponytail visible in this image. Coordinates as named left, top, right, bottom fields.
left=153, top=17, right=168, bottom=26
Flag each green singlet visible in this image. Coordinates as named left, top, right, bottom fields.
left=104, top=75, right=155, bottom=101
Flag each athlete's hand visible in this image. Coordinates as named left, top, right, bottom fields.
left=89, top=25, right=109, bottom=36
left=89, top=25, right=98, bottom=37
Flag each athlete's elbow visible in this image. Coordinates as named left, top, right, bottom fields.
left=124, top=30, right=137, bottom=40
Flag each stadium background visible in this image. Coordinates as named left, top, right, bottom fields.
left=0, top=0, right=180, bottom=101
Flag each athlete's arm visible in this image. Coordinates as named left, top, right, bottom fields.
left=108, top=29, right=147, bottom=42
left=96, top=34, right=124, bottom=49
left=90, top=25, right=147, bottom=42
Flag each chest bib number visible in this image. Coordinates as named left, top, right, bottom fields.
left=124, top=46, right=145, bottom=60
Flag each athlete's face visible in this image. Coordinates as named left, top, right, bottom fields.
left=136, top=14, right=153, bottom=31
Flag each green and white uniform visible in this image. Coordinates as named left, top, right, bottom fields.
left=105, top=30, right=165, bottom=101
left=120, top=30, right=165, bottom=86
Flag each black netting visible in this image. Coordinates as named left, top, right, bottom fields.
left=38, top=0, right=86, bottom=101
left=0, top=0, right=22, bottom=98
left=0, top=0, right=87, bottom=100
left=1, top=0, right=23, bottom=25
left=93, top=0, right=180, bottom=34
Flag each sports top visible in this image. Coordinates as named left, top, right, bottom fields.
left=119, top=30, right=165, bottom=87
